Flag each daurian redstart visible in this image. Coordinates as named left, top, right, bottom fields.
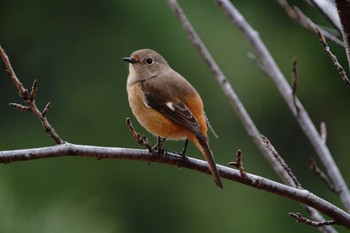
left=123, top=49, right=223, bottom=189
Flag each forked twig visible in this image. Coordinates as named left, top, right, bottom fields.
left=228, top=149, right=246, bottom=177
left=0, top=47, right=63, bottom=144
left=310, top=158, right=336, bottom=193
left=289, top=212, right=337, bottom=227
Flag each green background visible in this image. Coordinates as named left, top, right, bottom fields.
left=0, top=0, right=349, bottom=232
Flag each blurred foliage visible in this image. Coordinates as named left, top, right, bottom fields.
left=0, top=0, right=349, bottom=232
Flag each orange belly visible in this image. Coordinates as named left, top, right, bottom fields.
left=127, top=83, right=188, bottom=140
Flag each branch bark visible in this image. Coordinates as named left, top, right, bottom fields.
left=0, top=143, right=350, bottom=228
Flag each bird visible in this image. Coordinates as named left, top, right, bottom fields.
left=123, top=49, right=223, bottom=189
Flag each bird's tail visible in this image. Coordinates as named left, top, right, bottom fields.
left=191, top=135, right=223, bottom=189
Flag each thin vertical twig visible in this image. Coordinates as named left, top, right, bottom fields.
left=291, top=58, right=299, bottom=113
left=316, top=28, right=350, bottom=88
left=262, top=135, right=301, bottom=188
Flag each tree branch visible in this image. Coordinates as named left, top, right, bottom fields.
left=316, top=27, right=350, bottom=88
left=0, top=46, right=63, bottom=145
left=279, top=0, right=344, bottom=47
left=0, top=143, right=349, bottom=228
left=214, top=0, right=350, bottom=213
left=289, top=212, right=337, bottom=227
left=291, top=58, right=300, bottom=113
left=308, top=0, right=341, bottom=32
left=167, top=1, right=346, bottom=231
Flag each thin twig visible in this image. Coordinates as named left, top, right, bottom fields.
left=42, top=102, right=51, bottom=118
left=29, top=79, right=38, bottom=101
left=261, top=135, right=301, bottom=188
left=215, top=0, right=350, bottom=212
left=0, top=46, right=64, bottom=145
left=9, top=103, right=32, bottom=112
left=228, top=149, right=246, bottom=177
left=291, top=58, right=299, bottom=114
left=310, top=158, right=336, bottom=193
left=289, top=212, right=337, bottom=227
left=0, top=143, right=350, bottom=228
left=316, top=27, right=350, bottom=88
left=126, top=117, right=152, bottom=153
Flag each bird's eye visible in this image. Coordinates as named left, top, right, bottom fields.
left=145, top=57, right=153, bottom=65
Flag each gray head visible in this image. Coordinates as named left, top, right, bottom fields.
left=123, top=49, right=170, bottom=85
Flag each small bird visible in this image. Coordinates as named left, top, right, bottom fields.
left=123, top=49, right=223, bottom=189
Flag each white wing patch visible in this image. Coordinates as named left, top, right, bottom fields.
left=143, top=100, right=151, bottom=108
left=166, top=101, right=175, bottom=111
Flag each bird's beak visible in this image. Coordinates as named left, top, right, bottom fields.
left=122, top=57, right=137, bottom=64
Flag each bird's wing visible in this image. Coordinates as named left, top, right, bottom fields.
left=141, top=80, right=203, bottom=137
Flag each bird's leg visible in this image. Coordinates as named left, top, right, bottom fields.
left=180, top=139, right=189, bottom=160
left=152, top=136, right=166, bottom=155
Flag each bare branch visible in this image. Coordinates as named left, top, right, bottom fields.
left=0, top=46, right=64, bottom=145
left=0, top=143, right=349, bottom=228
left=316, top=27, right=350, bottom=88
left=262, top=135, right=301, bottom=188
left=289, top=212, right=337, bottom=227
left=9, top=103, right=32, bottom=112
left=0, top=47, right=28, bottom=95
left=308, top=0, right=341, bottom=32
left=29, top=79, right=38, bottom=101
left=41, top=102, right=51, bottom=118
left=214, top=0, right=350, bottom=212
left=310, top=158, right=336, bottom=193
left=126, top=117, right=152, bottom=153
left=291, top=58, right=299, bottom=114
left=279, top=0, right=344, bottom=47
